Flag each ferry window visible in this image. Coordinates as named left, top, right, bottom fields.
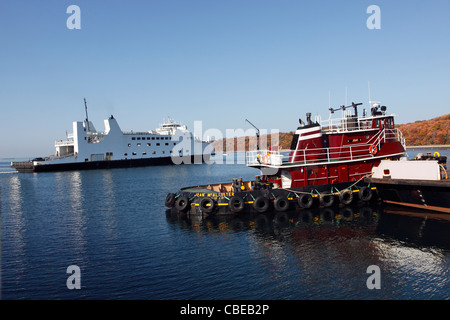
left=124, top=153, right=128, bottom=156
left=152, top=151, right=156, bottom=154
left=132, top=137, right=136, bottom=140
left=156, top=143, right=160, bottom=146
left=165, top=143, right=169, bottom=146
left=137, top=137, right=141, bottom=140
left=137, top=143, right=141, bottom=147
left=142, top=152, right=147, bottom=155
left=156, top=137, right=160, bottom=140
left=132, top=152, right=137, bottom=155
left=147, top=143, right=151, bottom=146
left=152, top=137, right=155, bottom=140
left=162, top=151, right=165, bottom=154
left=173, top=142, right=176, bottom=145
left=147, top=137, right=151, bottom=140
left=128, top=143, right=131, bottom=147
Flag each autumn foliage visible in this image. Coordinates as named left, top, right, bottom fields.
left=396, top=114, right=450, bottom=146
left=211, top=132, right=295, bottom=152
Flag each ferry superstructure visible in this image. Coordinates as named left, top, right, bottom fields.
left=12, top=113, right=213, bottom=173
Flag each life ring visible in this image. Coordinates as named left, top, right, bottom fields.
left=434, top=152, right=440, bottom=158
left=274, top=195, right=289, bottom=212
left=228, top=196, right=245, bottom=213
left=165, top=193, right=176, bottom=207
left=338, top=189, right=354, bottom=205
left=175, top=195, right=190, bottom=212
left=319, top=193, right=335, bottom=208
left=253, top=196, right=270, bottom=213
left=199, top=197, right=215, bottom=213
left=369, top=144, right=377, bottom=155
left=358, top=186, right=373, bottom=202
left=298, top=194, right=314, bottom=209
left=263, top=155, right=269, bottom=165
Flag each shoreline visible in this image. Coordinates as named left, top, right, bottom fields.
left=2, top=146, right=449, bottom=160
left=406, top=145, right=450, bottom=149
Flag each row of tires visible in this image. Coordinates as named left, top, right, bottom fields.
left=165, top=186, right=375, bottom=214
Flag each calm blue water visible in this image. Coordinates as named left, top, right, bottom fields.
left=1, top=150, right=449, bottom=300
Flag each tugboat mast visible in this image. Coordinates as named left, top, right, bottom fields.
left=246, top=119, right=260, bottom=150
left=84, top=97, right=90, bottom=132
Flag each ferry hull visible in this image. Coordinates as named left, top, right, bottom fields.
left=12, top=155, right=210, bottom=173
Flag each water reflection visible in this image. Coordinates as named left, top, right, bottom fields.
left=166, top=203, right=450, bottom=250
left=377, top=205, right=450, bottom=249
left=66, top=171, right=87, bottom=258
left=166, top=203, right=450, bottom=299
left=5, top=175, right=27, bottom=276
left=101, top=171, right=118, bottom=217
left=166, top=204, right=380, bottom=236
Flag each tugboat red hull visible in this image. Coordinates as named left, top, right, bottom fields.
left=166, top=101, right=407, bottom=215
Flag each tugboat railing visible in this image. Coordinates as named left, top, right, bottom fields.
left=246, top=128, right=406, bottom=167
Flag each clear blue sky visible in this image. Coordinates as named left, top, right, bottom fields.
left=1, top=0, right=449, bottom=158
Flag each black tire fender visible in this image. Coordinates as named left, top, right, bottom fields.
left=298, top=194, right=314, bottom=209
left=274, top=195, right=289, bottom=212
left=199, top=197, right=215, bottom=213
left=339, top=190, right=354, bottom=205
left=229, top=196, right=245, bottom=213
left=359, top=186, right=373, bottom=202
left=253, top=196, right=270, bottom=213
left=175, top=195, right=190, bottom=212
left=320, top=193, right=335, bottom=207
left=165, top=193, right=176, bottom=207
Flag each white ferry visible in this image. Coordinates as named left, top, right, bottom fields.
left=11, top=102, right=213, bottom=172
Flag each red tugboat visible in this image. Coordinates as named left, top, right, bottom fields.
left=166, top=102, right=406, bottom=215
